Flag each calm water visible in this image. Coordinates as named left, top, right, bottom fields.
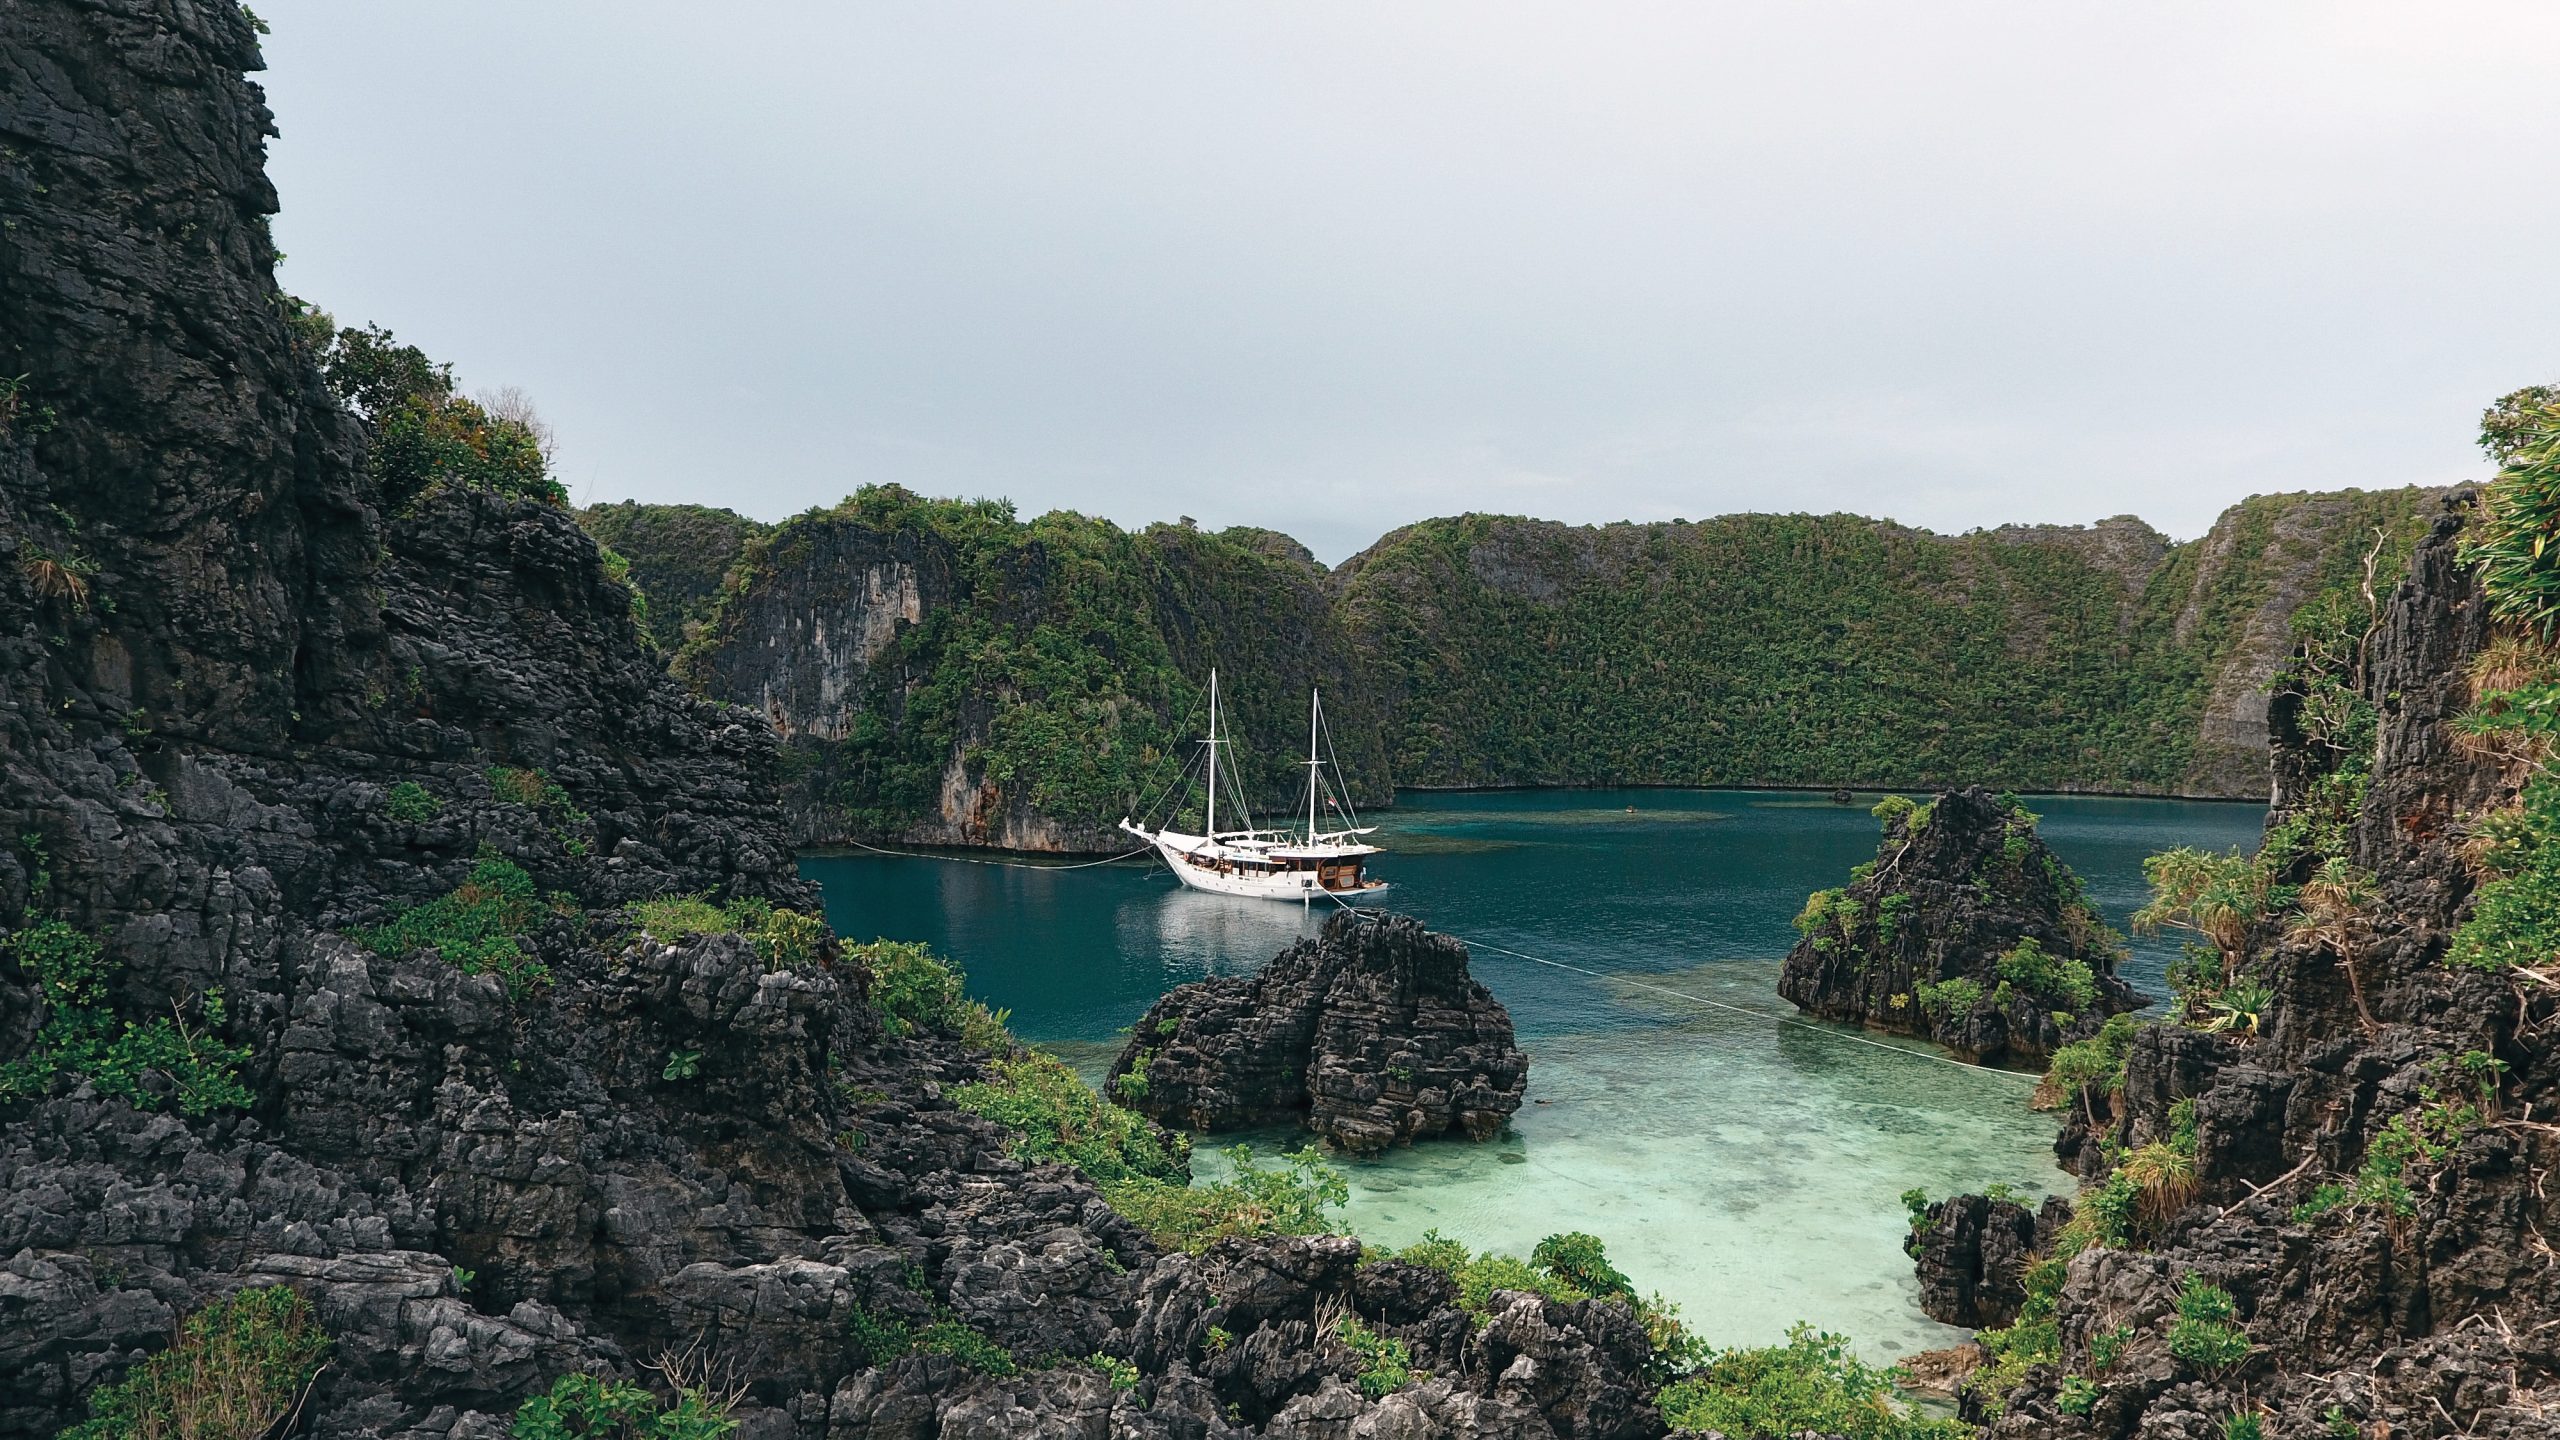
left=806, top=788, right=2263, bottom=1358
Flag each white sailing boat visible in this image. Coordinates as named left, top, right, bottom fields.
left=1120, top=671, right=1389, bottom=903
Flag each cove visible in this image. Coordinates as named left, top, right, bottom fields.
left=804, top=787, right=2264, bottom=1358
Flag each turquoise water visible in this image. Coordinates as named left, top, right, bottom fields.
left=805, top=788, right=2263, bottom=1357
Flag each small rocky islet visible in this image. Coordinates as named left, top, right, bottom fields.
left=6, top=4, right=2560, bottom=1438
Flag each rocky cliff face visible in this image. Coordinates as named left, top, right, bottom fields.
left=646, top=486, right=2437, bottom=852
left=0, top=9, right=1671, bottom=1436
left=1109, top=912, right=1529, bottom=1156
left=674, top=494, right=1390, bottom=854
left=1914, top=493, right=2560, bottom=1436
left=1777, top=788, right=2148, bottom=1066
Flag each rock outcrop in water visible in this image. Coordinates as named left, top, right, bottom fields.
left=1914, top=492, right=2560, bottom=1436
left=1108, top=911, right=1529, bottom=1155
left=1777, top=788, right=2146, bottom=1066
left=0, top=9, right=1673, bottom=1434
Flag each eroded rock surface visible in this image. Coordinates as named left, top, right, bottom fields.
left=0, top=7, right=1662, bottom=1435
left=1778, top=787, right=2147, bottom=1065
left=1918, top=496, right=2560, bottom=1437
left=1109, top=912, right=1528, bottom=1155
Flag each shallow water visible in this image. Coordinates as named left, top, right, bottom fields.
left=805, top=787, right=2262, bottom=1357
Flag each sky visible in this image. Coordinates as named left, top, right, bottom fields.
left=255, top=2, right=2560, bottom=564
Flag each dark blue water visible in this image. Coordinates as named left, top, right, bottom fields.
left=805, top=788, right=2262, bottom=1356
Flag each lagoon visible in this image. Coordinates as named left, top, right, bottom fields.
left=805, top=788, right=2263, bottom=1358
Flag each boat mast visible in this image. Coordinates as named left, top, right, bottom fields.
left=1307, top=689, right=1323, bottom=843
left=1205, top=669, right=1219, bottom=840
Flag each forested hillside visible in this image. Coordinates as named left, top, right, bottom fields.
left=584, top=485, right=2438, bottom=850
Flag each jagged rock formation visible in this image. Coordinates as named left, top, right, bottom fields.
left=0, top=8, right=1670, bottom=1435
left=1908, top=1194, right=2069, bottom=1329
left=1777, top=788, right=2147, bottom=1066
left=1916, top=493, right=2560, bottom=1436
left=627, top=485, right=2438, bottom=851
left=1108, top=911, right=1529, bottom=1156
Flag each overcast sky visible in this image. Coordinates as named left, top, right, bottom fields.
left=257, top=2, right=2558, bottom=563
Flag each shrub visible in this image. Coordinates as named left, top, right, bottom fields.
left=1531, top=1231, right=1633, bottom=1300
left=2462, top=386, right=2560, bottom=641
left=951, top=1050, right=1189, bottom=1184
left=1084, top=1352, right=1141, bottom=1392
left=0, top=921, right=253, bottom=1116
left=2290, top=1181, right=2350, bottom=1224
left=2166, top=1274, right=2249, bottom=1373
left=1995, top=938, right=2098, bottom=1012
left=1099, top=1145, right=1347, bottom=1253
left=1336, top=1316, right=1414, bottom=1399
left=384, top=780, right=442, bottom=823
left=2040, top=1013, right=2139, bottom=1107
left=1654, top=1322, right=1967, bottom=1440
left=488, top=766, right=590, bottom=848
left=510, top=1371, right=739, bottom=1439
left=62, top=1287, right=330, bottom=1440
left=2057, top=1375, right=2098, bottom=1417
left=360, top=848, right=550, bottom=998
left=1912, top=977, right=1983, bottom=1019
left=856, top=939, right=1009, bottom=1049
left=838, top=1304, right=1016, bottom=1376
left=629, top=893, right=833, bottom=972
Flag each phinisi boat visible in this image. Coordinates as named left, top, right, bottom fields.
left=1120, top=671, right=1388, bottom=903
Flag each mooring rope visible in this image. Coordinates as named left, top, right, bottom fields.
left=835, top=837, right=1158, bottom=871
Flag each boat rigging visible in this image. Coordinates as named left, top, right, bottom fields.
left=1120, top=671, right=1389, bottom=903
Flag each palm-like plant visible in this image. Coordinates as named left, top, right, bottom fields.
left=2135, top=847, right=2269, bottom=980
left=2288, top=856, right=2378, bottom=1033
left=2461, top=389, right=2560, bottom=642
left=2201, top=977, right=2277, bottom=1038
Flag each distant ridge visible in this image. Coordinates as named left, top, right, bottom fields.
left=584, top=484, right=2441, bottom=851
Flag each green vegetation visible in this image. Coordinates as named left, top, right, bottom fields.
left=675, top=486, right=1387, bottom=841
left=576, top=502, right=772, bottom=652
left=0, top=920, right=252, bottom=1115
left=384, top=780, right=442, bottom=823
left=1099, top=1144, right=1348, bottom=1253
left=2436, top=387, right=2560, bottom=980
left=489, top=766, right=591, bottom=852
left=842, top=1302, right=1019, bottom=1376
left=2166, top=1274, right=2250, bottom=1373
left=1654, top=1323, right=1967, bottom=1440
left=1995, top=938, right=2097, bottom=1012
left=314, top=321, right=564, bottom=509
left=642, top=485, right=2431, bottom=837
left=950, top=1050, right=1190, bottom=1184
left=628, top=893, right=832, bottom=971
left=1386, top=1228, right=1702, bottom=1378
left=359, top=848, right=551, bottom=998
left=1335, top=1316, right=1414, bottom=1399
left=62, top=1287, right=328, bottom=1440
left=1912, top=976, right=1982, bottom=1019
left=2039, top=1012, right=2140, bottom=1111
left=510, top=1372, right=738, bottom=1439
left=854, top=939, right=1012, bottom=1051
left=1084, top=1352, right=1142, bottom=1392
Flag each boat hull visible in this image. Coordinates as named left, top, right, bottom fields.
left=1149, top=837, right=1391, bottom=904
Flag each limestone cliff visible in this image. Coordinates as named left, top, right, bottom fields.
left=1914, top=493, right=2560, bottom=1436
left=1107, top=911, right=1529, bottom=1156
left=0, top=8, right=1670, bottom=1437
left=639, top=487, right=2438, bottom=852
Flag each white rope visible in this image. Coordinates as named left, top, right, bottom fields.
left=835, top=837, right=1158, bottom=871
left=1313, top=892, right=2038, bottom=1086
